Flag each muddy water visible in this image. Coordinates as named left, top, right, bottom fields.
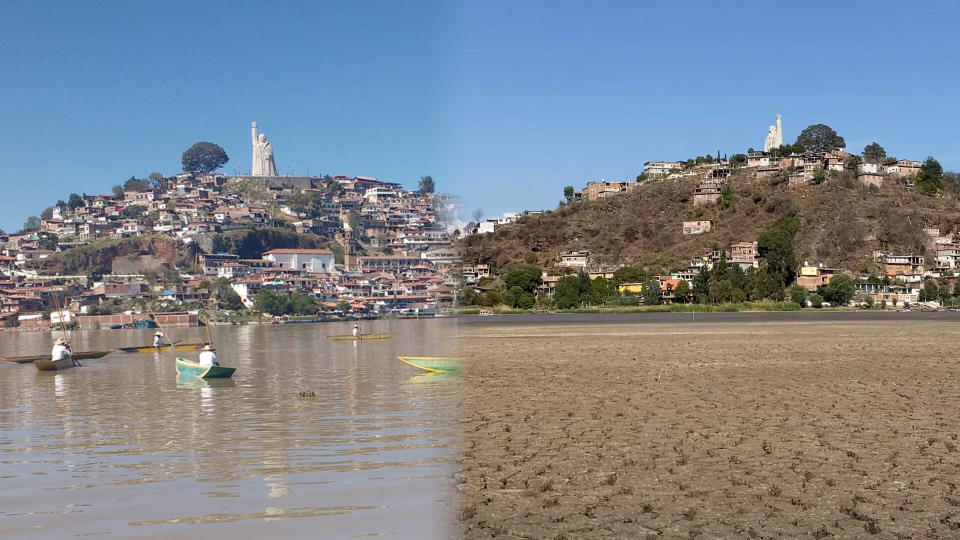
left=0, top=319, right=459, bottom=539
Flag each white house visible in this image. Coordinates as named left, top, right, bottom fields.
left=262, top=248, right=336, bottom=274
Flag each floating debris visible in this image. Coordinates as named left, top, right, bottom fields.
left=297, top=391, right=316, bottom=398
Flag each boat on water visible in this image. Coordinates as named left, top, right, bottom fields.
left=175, top=373, right=236, bottom=388
left=3, top=350, right=113, bottom=364
left=35, top=357, right=78, bottom=371
left=175, top=357, right=236, bottom=379
left=119, top=343, right=205, bottom=353
left=328, top=333, right=393, bottom=341
left=397, top=356, right=462, bottom=373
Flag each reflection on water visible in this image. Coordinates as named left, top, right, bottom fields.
left=0, top=319, right=459, bottom=538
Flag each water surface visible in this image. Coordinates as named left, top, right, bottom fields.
left=0, top=319, right=459, bottom=538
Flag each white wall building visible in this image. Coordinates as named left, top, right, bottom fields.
left=262, top=248, right=336, bottom=274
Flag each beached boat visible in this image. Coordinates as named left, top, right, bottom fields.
left=327, top=333, right=393, bottom=341
left=175, top=357, right=236, bottom=379
left=397, top=356, right=462, bottom=373
left=4, top=350, right=113, bottom=364
left=118, top=343, right=205, bottom=353
left=35, top=357, right=77, bottom=371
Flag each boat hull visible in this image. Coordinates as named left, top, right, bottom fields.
left=328, top=333, right=393, bottom=341
left=119, top=343, right=205, bottom=353
left=398, top=356, right=462, bottom=373
left=175, top=357, right=236, bottom=379
left=5, top=350, right=112, bottom=364
left=35, top=358, right=76, bottom=371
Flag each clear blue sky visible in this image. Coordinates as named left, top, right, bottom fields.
left=2, top=1, right=959, bottom=232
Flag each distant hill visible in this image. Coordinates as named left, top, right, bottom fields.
left=462, top=171, right=960, bottom=274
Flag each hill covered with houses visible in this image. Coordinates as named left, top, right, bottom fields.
left=461, top=129, right=960, bottom=309
left=0, top=172, right=461, bottom=327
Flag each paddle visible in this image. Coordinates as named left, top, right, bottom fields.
left=146, top=303, right=177, bottom=349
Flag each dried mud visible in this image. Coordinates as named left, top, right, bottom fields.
left=457, top=321, right=960, bottom=538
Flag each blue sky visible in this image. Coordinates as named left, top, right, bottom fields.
left=2, top=1, right=959, bottom=232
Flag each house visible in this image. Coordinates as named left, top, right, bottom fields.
left=557, top=250, right=589, bottom=269
left=578, top=181, right=638, bottom=202
left=728, top=241, right=758, bottom=269
left=796, top=265, right=837, bottom=291
left=824, top=150, right=851, bottom=172
left=263, top=248, right=336, bottom=274
left=874, top=251, right=924, bottom=277
left=643, top=161, right=685, bottom=177
left=858, top=173, right=883, bottom=187
left=884, top=160, right=922, bottom=177
left=462, top=264, right=491, bottom=283
left=746, top=152, right=771, bottom=168
left=693, top=182, right=722, bottom=206
left=682, top=221, right=711, bottom=235
left=936, top=243, right=960, bottom=269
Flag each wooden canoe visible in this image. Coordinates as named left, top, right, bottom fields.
left=175, top=357, right=236, bottom=379
left=4, top=349, right=113, bottom=364
left=328, top=333, right=393, bottom=341
left=398, top=356, right=462, bottom=373
left=35, top=357, right=78, bottom=371
left=119, top=342, right=206, bottom=353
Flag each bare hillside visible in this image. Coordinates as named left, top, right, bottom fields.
left=462, top=171, right=960, bottom=273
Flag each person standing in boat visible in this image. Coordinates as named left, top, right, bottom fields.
left=352, top=324, right=361, bottom=339
left=198, top=344, right=219, bottom=367
left=153, top=331, right=164, bottom=348
left=51, top=338, right=72, bottom=361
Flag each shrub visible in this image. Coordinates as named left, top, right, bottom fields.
left=809, top=293, right=823, bottom=308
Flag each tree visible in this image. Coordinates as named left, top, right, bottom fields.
left=823, top=274, right=855, bottom=306
left=217, top=282, right=244, bottom=311
left=68, top=193, right=85, bottom=209
left=149, top=172, right=168, bottom=191
left=471, top=209, right=484, bottom=225
left=692, top=266, right=710, bottom=304
left=844, top=155, right=863, bottom=170
left=757, top=226, right=797, bottom=288
left=287, top=191, right=324, bottom=218
left=181, top=142, right=229, bottom=174
left=922, top=280, right=939, bottom=303
left=809, top=293, right=823, bottom=308
left=40, top=206, right=55, bottom=220
left=640, top=278, right=663, bottom=305
left=504, top=266, right=542, bottom=295
left=916, top=157, right=944, bottom=193
left=795, top=124, right=846, bottom=153
left=554, top=275, right=584, bottom=309
left=39, top=233, right=58, bottom=250
left=22, top=216, right=40, bottom=232
left=123, top=177, right=150, bottom=191
left=418, top=175, right=435, bottom=194
left=788, top=284, right=808, bottom=306
left=673, top=280, right=690, bottom=303
left=811, top=165, right=827, bottom=184
left=862, top=142, right=887, bottom=164
left=563, top=186, right=575, bottom=203
left=612, top=265, right=648, bottom=285
left=112, top=185, right=125, bottom=198
left=588, top=276, right=616, bottom=305
left=124, top=205, right=147, bottom=219
left=730, top=153, right=747, bottom=166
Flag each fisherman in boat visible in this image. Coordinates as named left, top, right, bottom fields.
left=352, top=324, right=361, bottom=338
left=198, top=344, right=219, bottom=367
left=153, top=331, right=164, bottom=348
left=51, top=338, right=72, bottom=361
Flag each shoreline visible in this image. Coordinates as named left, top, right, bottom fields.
left=460, top=309, right=960, bottom=325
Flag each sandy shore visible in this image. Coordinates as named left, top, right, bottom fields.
left=457, top=320, right=960, bottom=538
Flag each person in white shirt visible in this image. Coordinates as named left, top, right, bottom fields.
left=51, top=338, right=72, bottom=361
left=198, top=344, right=219, bottom=367
left=153, top=331, right=164, bottom=348
left=352, top=325, right=361, bottom=338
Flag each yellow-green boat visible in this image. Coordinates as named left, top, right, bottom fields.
left=175, top=357, right=236, bottom=379
left=35, top=357, right=79, bottom=371
left=328, top=333, right=393, bottom=341
left=398, top=356, right=462, bottom=373
left=119, top=342, right=206, bottom=353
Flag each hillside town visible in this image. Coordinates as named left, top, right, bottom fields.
left=461, top=116, right=960, bottom=310
left=0, top=162, right=462, bottom=328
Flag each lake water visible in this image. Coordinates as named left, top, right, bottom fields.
left=0, top=319, right=460, bottom=539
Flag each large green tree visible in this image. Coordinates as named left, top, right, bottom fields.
left=823, top=274, right=855, bottom=306
left=862, top=142, right=887, bottom=164
left=418, top=175, right=435, bottom=194
left=916, top=157, right=944, bottom=193
left=182, top=142, right=229, bottom=174
left=795, top=124, right=845, bottom=153
left=504, top=266, right=542, bottom=295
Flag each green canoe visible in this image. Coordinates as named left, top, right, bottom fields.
left=175, top=357, right=236, bottom=379
left=398, top=356, right=463, bottom=374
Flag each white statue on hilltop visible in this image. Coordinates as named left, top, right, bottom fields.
left=764, top=114, right=783, bottom=153
left=251, top=121, right=279, bottom=176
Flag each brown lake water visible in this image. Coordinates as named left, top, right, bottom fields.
left=0, top=319, right=459, bottom=539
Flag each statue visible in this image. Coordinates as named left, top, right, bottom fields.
left=251, top=121, right=279, bottom=176
left=764, top=114, right=783, bottom=153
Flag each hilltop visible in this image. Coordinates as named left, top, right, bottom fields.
left=462, top=169, right=960, bottom=274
